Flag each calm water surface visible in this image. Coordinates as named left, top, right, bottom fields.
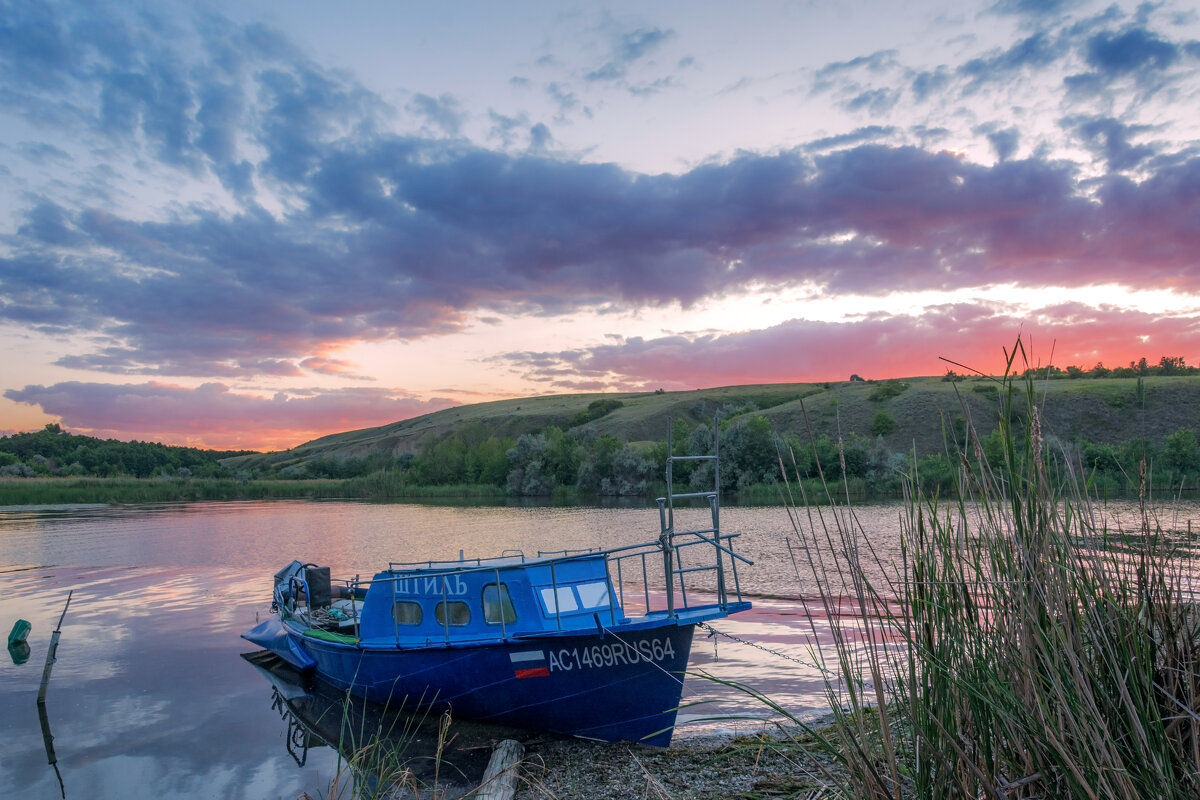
left=1, top=497, right=1193, bottom=798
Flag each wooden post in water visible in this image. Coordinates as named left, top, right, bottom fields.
left=476, top=739, right=523, bottom=800
left=37, top=590, right=72, bottom=706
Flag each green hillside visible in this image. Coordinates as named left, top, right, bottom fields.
left=4, top=374, right=1197, bottom=503
left=225, top=374, right=1200, bottom=472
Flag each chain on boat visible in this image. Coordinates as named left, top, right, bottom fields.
left=695, top=620, right=824, bottom=671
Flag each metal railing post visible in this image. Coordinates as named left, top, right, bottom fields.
left=657, top=496, right=674, bottom=618
left=550, top=561, right=562, bottom=630
left=441, top=575, right=449, bottom=644
left=709, top=494, right=726, bottom=607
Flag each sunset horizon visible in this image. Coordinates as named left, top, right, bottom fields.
left=3, top=1, right=1199, bottom=452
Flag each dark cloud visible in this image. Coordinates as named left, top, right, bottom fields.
left=3, top=381, right=459, bottom=450
left=958, top=31, right=1065, bottom=92
left=5, top=137, right=1200, bottom=378
left=1084, top=26, right=1182, bottom=75
left=1066, top=115, right=1155, bottom=169
left=528, top=122, right=553, bottom=152
left=977, top=125, right=1021, bottom=161
left=1065, top=24, right=1194, bottom=96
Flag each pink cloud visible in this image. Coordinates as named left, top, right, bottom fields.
left=4, top=382, right=461, bottom=451
left=503, top=303, right=1200, bottom=389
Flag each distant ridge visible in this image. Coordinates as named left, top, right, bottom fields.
left=223, top=375, right=1200, bottom=471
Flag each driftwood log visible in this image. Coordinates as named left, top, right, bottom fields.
left=475, top=738, right=523, bottom=800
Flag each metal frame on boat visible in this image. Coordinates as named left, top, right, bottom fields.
left=243, top=426, right=752, bottom=746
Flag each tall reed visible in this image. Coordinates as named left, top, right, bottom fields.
left=781, top=342, right=1200, bottom=799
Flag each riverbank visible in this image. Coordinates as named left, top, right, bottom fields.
left=0, top=475, right=509, bottom=506
left=514, top=725, right=849, bottom=800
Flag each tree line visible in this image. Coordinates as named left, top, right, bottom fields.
left=5, top=399, right=1198, bottom=498
left=0, top=424, right=253, bottom=479
left=262, top=400, right=1200, bottom=498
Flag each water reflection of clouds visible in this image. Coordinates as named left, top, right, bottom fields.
left=0, top=565, right=342, bottom=799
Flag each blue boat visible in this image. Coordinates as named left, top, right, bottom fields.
left=243, top=439, right=751, bottom=746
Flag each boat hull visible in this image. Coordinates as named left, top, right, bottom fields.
left=249, top=620, right=698, bottom=746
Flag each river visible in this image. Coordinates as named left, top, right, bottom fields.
left=0, top=497, right=1192, bottom=798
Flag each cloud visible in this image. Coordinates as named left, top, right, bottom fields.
left=805, top=126, right=898, bottom=151
left=5, top=139, right=1200, bottom=378
left=958, top=31, right=1065, bottom=92
left=844, top=88, right=902, bottom=115
left=585, top=26, right=674, bottom=82
left=1066, top=115, right=1155, bottom=169
left=976, top=124, right=1021, bottom=161
left=2, top=0, right=1199, bottom=389
left=528, top=122, right=554, bottom=152
left=407, top=93, right=466, bottom=136
left=545, top=81, right=584, bottom=119
left=498, top=303, right=1200, bottom=390
left=3, top=381, right=460, bottom=450
left=1065, top=22, right=1197, bottom=96
left=911, top=67, right=953, bottom=103
left=1084, top=26, right=1183, bottom=76
left=989, top=0, right=1085, bottom=20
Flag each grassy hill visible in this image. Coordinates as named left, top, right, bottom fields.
left=225, top=374, right=1200, bottom=472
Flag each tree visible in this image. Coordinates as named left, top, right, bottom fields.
left=870, top=411, right=897, bottom=437
left=1162, top=428, right=1199, bottom=475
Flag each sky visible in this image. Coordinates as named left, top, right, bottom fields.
left=1, top=0, right=1199, bottom=451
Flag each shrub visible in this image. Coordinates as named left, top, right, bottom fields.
left=868, top=380, right=909, bottom=402
left=869, top=410, right=896, bottom=437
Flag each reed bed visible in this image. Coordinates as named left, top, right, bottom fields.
left=770, top=345, right=1200, bottom=799
left=0, top=476, right=354, bottom=505
left=0, top=475, right=510, bottom=506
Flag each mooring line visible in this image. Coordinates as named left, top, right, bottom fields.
left=696, top=620, right=823, bottom=671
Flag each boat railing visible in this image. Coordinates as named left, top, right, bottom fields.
left=537, top=547, right=600, bottom=558
left=651, top=419, right=753, bottom=617
left=387, top=551, right=530, bottom=571
left=350, top=520, right=747, bottom=645
left=358, top=422, right=750, bottom=642
left=609, top=521, right=750, bottom=618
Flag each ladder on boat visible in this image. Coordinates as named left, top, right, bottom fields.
left=656, top=420, right=750, bottom=616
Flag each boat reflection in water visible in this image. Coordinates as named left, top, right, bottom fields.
left=243, top=650, right=523, bottom=799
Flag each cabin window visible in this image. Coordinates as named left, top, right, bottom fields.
left=435, top=601, right=471, bottom=626
left=482, top=583, right=517, bottom=624
left=539, top=586, right=578, bottom=615
left=392, top=601, right=423, bottom=625
left=575, top=581, right=610, bottom=609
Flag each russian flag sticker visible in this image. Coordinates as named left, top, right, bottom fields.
left=510, top=650, right=549, bottom=678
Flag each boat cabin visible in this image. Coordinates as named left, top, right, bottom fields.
left=275, top=551, right=634, bottom=648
